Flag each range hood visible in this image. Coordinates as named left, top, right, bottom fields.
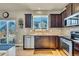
left=64, top=12, right=79, bottom=26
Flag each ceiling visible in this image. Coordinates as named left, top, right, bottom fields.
left=0, top=3, right=68, bottom=11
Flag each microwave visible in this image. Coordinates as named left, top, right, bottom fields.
left=64, top=19, right=79, bottom=26
left=64, top=20, right=71, bottom=26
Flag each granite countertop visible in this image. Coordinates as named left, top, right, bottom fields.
left=29, top=30, right=61, bottom=36
left=25, top=34, right=62, bottom=36
left=29, top=34, right=59, bottom=36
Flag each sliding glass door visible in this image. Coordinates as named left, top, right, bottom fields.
left=0, top=20, right=16, bottom=45
left=7, top=20, right=16, bottom=44
left=0, top=20, right=7, bottom=44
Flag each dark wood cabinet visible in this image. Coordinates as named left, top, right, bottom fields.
left=50, top=36, right=59, bottom=49
left=35, top=36, right=50, bottom=49
left=34, top=36, right=59, bottom=49
left=72, top=3, right=79, bottom=14
left=61, top=3, right=73, bottom=27
left=50, top=14, right=56, bottom=27
left=25, top=14, right=32, bottom=28
left=65, top=3, right=73, bottom=17
left=62, top=3, right=79, bottom=18
left=50, top=14, right=62, bottom=27
left=61, top=4, right=73, bottom=20
left=61, top=10, right=67, bottom=20
left=61, top=10, right=67, bottom=26
left=49, top=36, right=56, bottom=48
left=55, top=36, right=60, bottom=48
left=56, top=15, right=62, bottom=27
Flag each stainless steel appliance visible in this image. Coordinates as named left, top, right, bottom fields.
left=23, top=35, right=34, bottom=49
left=60, top=38, right=72, bottom=56
left=71, top=31, right=79, bottom=51
left=64, top=12, right=79, bottom=26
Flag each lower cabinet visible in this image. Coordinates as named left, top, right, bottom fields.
left=50, top=36, right=59, bottom=49
left=49, top=36, right=56, bottom=48
left=23, top=35, right=34, bottom=49
left=35, top=36, right=50, bottom=49
left=23, top=35, right=59, bottom=49
left=35, top=36, right=59, bottom=49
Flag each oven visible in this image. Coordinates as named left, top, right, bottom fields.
left=60, top=38, right=72, bottom=56
left=71, top=31, right=79, bottom=51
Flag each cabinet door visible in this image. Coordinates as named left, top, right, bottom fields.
left=72, top=3, right=79, bottom=14
left=55, top=36, right=59, bottom=48
left=50, top=14, right=56, bottom=27
left=35, top=36, right=50, bottom=49
left=61, top=10, right=67, bottom=26
left=24, top=36, right=31, bottom=48
left=25, top=14, right=32, bottom=28
left=50, top=14, right=62, bottom=27
left=41, top=36, right=50, bottom=48
left=66, top=4, right=73, bottom=17
left=56, top=15, right=62, bottom=27
left=49, top=36, right=56, bottom=48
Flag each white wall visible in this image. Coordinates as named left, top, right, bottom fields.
left=0, top=10, right=16, bottom=19
left=0, top=10, right=27, bottom=46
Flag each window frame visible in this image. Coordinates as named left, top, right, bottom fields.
left=32, top=15, right=48, bottom=30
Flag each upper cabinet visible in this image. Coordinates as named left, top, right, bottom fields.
left=65, top=4, right=73, bottom=17
left=63, top=3, right=79, bottom=26
left=72, top=3, right=79, bottom=14
left=50, top=14, right=62, bottom=28
left=65, top=3, right=79, bottom=16
left=25, top=14, right=32, bottom=28
left=61, top=10, right=67, bottom=26
left=61, top=3, right=73, bottom=20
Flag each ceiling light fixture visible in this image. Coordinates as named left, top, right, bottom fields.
left=36, top=11, right=42, bottom=14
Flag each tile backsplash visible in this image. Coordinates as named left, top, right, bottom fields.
left=27, top=28, right=62, bottom=36
left=61, top=26, right=79, bottom=36
left=24, top=26, right=79, bottom=36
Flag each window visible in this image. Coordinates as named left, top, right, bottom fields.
left=33, top=15, right=48, bottom=30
